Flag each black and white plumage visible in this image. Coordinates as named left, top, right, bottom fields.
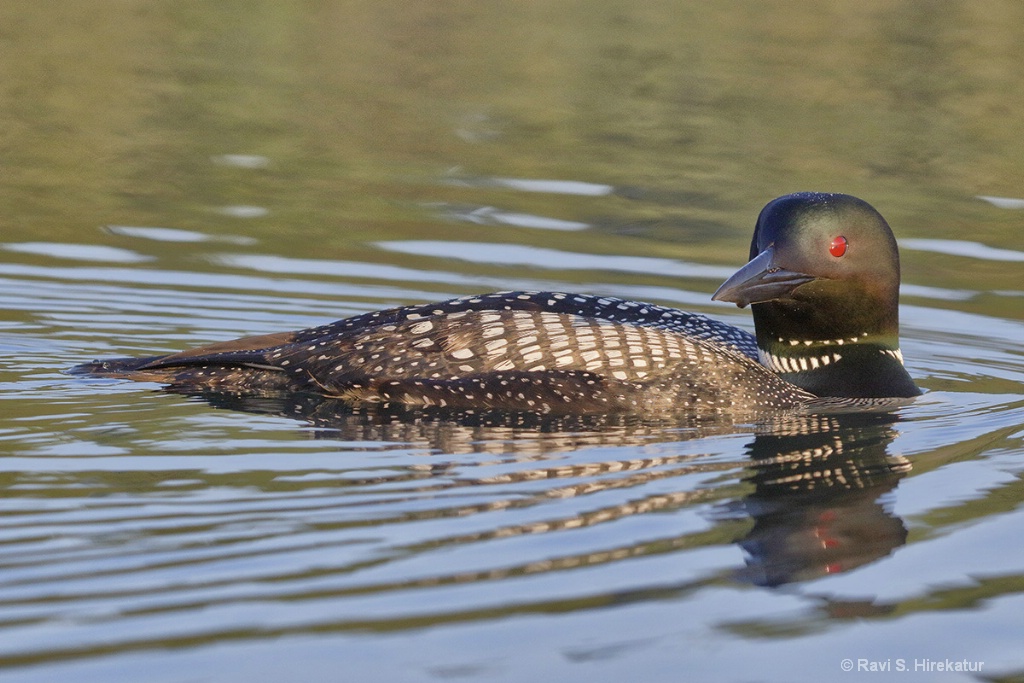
left=71, top=193, right=920, bottom=417
left=75, top=291, right=810, bottom=416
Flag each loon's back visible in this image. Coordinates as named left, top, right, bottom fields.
left=74, top=291, right=811, bottom=416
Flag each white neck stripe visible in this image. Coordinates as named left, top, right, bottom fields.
left=758, top=346, right=904, bottom=373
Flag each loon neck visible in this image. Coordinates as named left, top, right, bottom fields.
left=756, top=337, right=919, bottom=399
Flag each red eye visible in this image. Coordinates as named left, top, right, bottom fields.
left=829, top=235, right=848, bottom=257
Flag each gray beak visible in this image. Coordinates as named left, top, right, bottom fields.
left=711, top=246, right=816, bottom=308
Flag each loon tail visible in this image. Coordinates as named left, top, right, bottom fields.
left=67, top=355, right=171, bottom=379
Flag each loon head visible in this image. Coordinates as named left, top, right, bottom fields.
left=713, top=192, right=920, bottom=399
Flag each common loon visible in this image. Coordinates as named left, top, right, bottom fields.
left=71, top=192, right=920, bottom=416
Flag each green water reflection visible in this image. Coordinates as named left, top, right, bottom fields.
left=2, top=2, right=1022, bottom=304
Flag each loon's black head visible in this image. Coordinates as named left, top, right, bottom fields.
left=713, top=192, right=919, bottom=399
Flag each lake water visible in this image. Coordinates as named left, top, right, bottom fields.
left=1, top=3, right=1023, bottom=682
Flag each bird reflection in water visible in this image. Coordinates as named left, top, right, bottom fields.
left=180, top=390, right=911, bottom=589
left=727, top=411, right=909, bottom=587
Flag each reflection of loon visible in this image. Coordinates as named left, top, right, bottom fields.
left=71, top=193, right=919, bottom=417
left=731, top=411, right=910, bottom=586
left=177, top=392, right=911, bottom=587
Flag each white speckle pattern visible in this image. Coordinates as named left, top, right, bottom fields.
left=81, top=290, right=858, bottom=416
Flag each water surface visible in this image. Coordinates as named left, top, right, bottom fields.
left=1, top=2, right=1023, bottom=682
